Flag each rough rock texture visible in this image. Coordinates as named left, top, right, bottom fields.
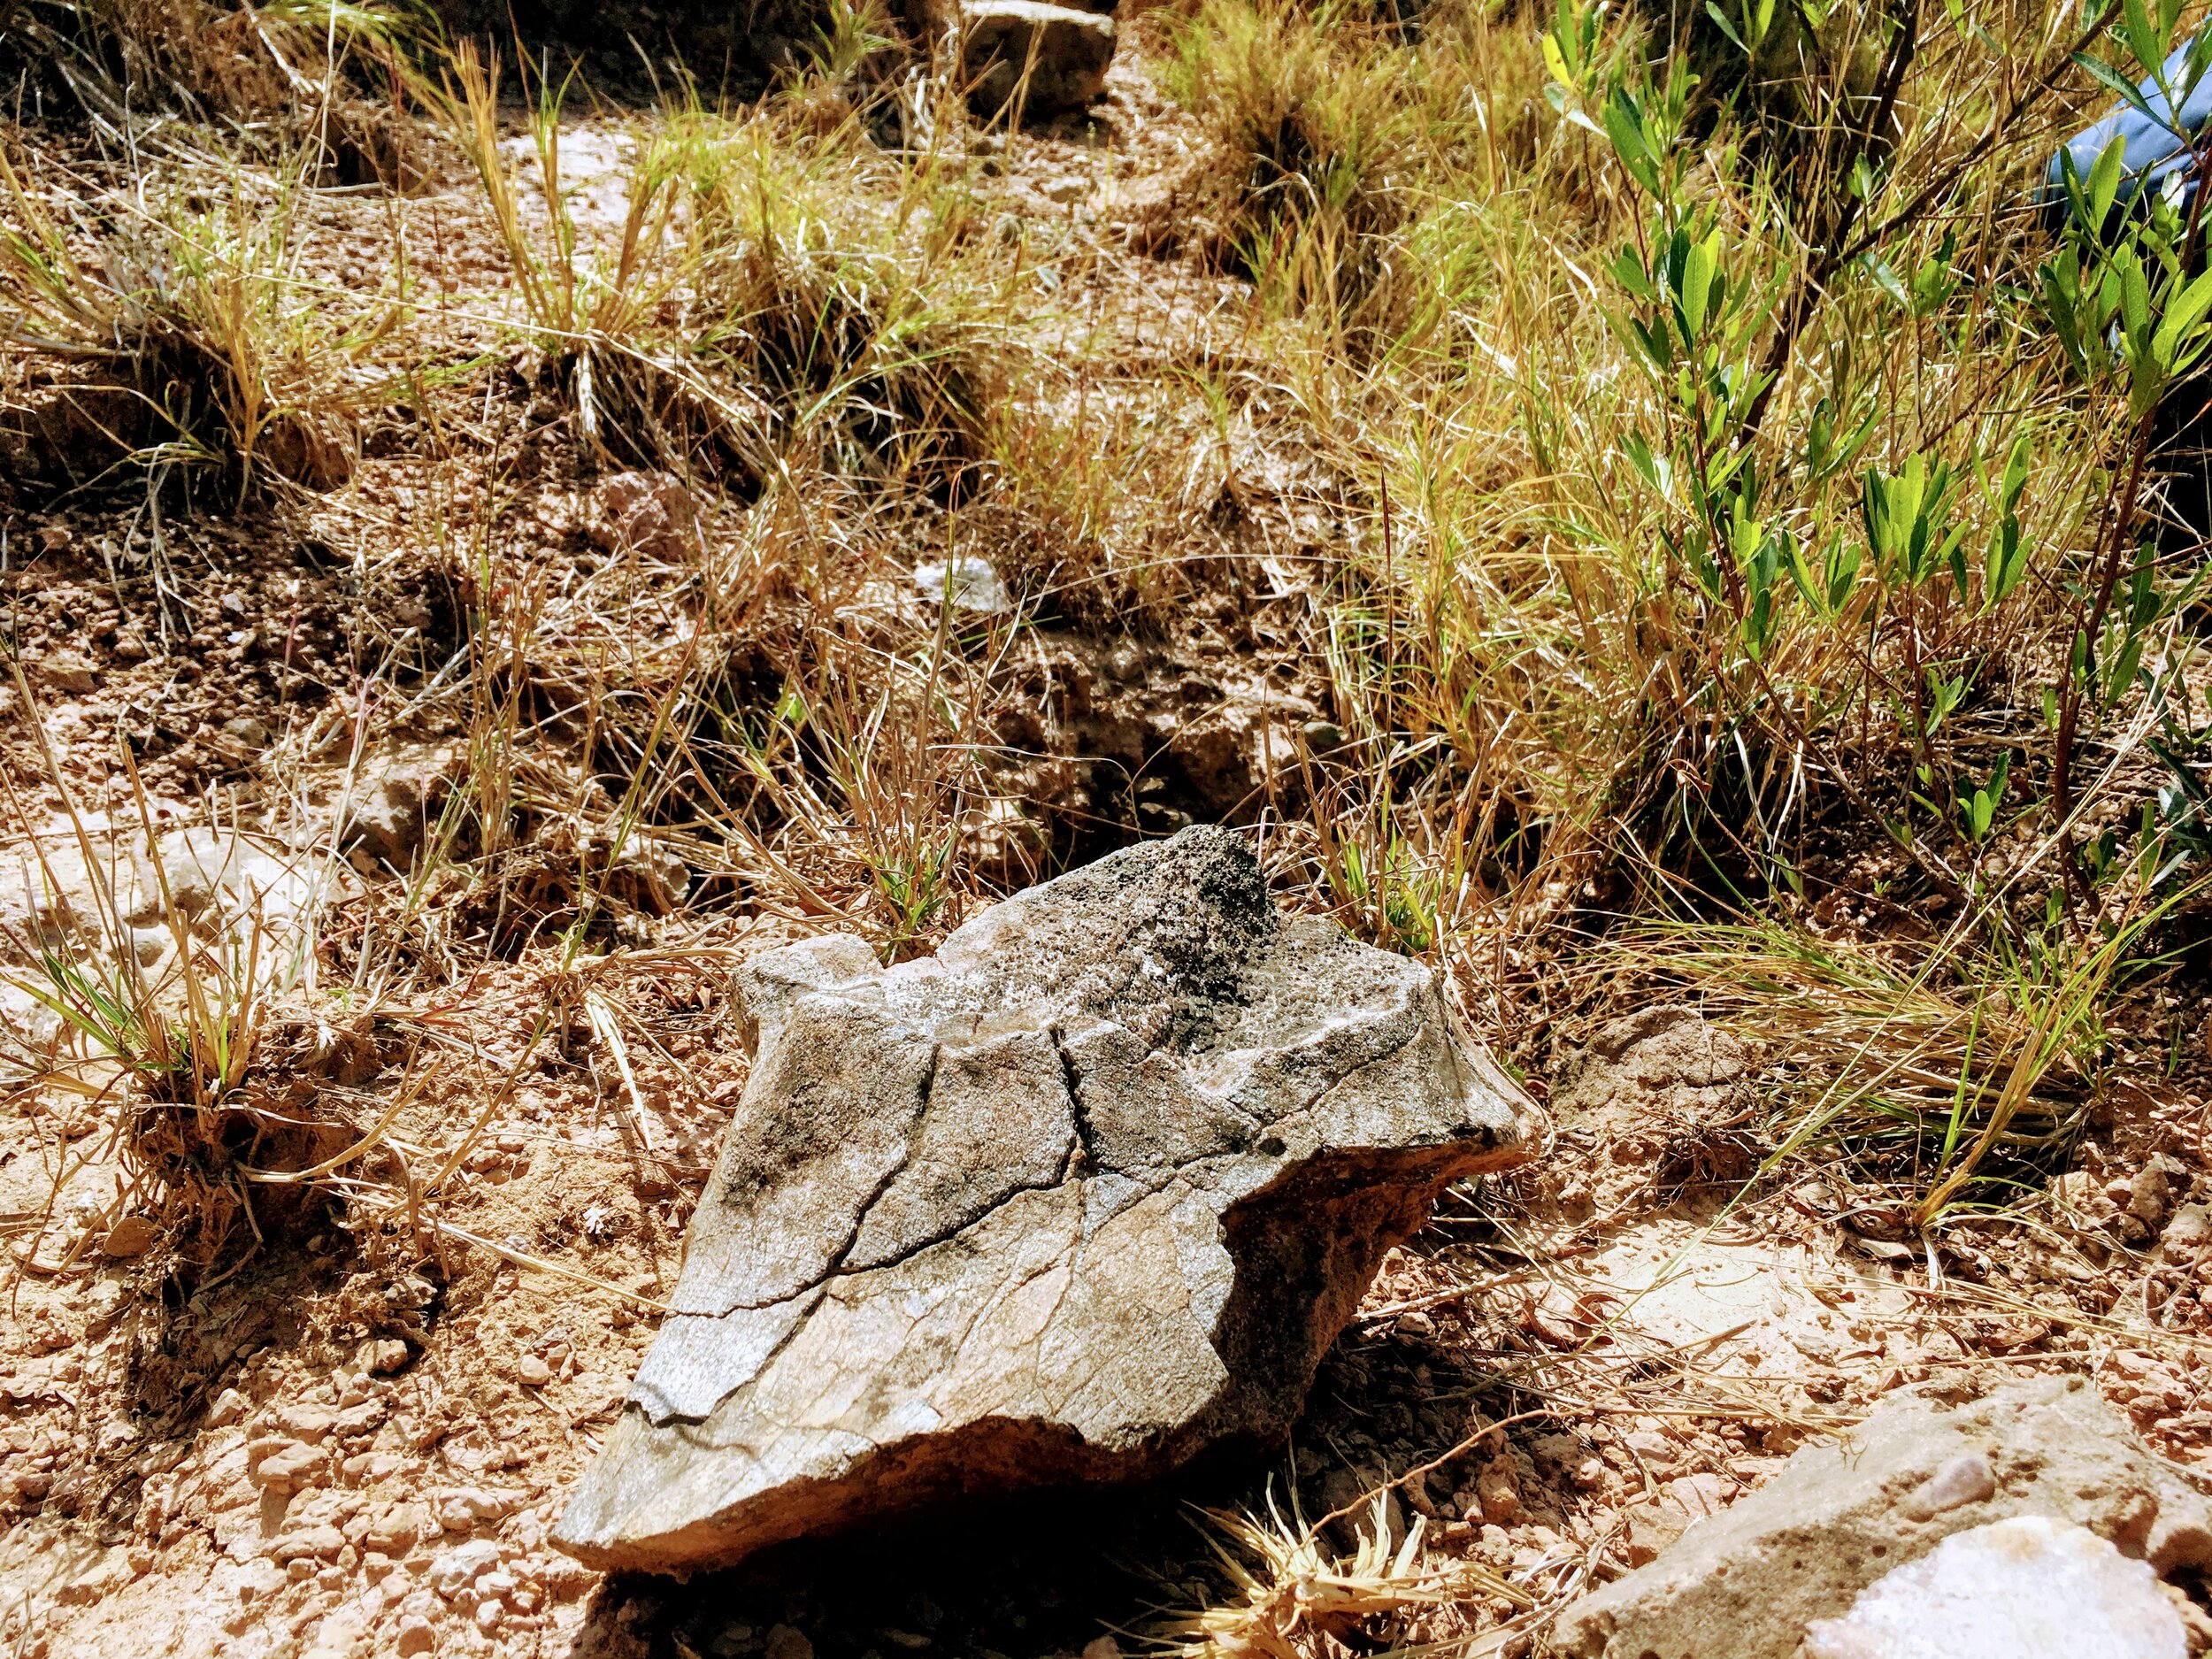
left=554, top=825, right=1530, bottom=1573
left=1547, top=1004, right=1763, bottom=1186
left=591, top=469, right=696, bottom=562
left=1802, top=1516, right=2186, bottom=1659
left=1548, top=1006, right=1758, bottom=1122
left=971, top=631, right=1325, bottom=867
left=1554, top=1377, right=2212, bottom=1659
left=0, top=825, right=338, bottom=986
left=342, top=742, right=462, bottom=872
left=913, top=556, right=1013, bottom=616
left=958, top=1, right=1115, bottom=114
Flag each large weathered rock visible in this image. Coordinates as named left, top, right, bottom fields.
left=1554, top=1377, right=2212, bottom=1659
left=958, top=0, right=1115, bottom=115
left=554, top=825, right=1530, bottom=1573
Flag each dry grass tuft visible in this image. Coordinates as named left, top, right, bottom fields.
left=434, top=51, right=998, bottom=490
left=1156, top=1488, right=1529, bottom=1659
left=1633, top=890, right=2191, bottom=1221
left=3, top=0, right=433, bottom=181
left=1164, top=0, right=1414, bottom=326
left=0, top=133, right=393, bottom=495
left=0, top=715, right=334, bottom=1277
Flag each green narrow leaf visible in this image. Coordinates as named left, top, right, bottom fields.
left=2120, top=249, right=2153, bottom=348
left=2153, top=266, right=2212, bottom=366
left=1862, top=252, right=1912, bottom=310
left=1704, top=0, right=1748, bottom=50
left=1601, top=94, right=1661, bottom=195
left=2108, top=630, right=2147, bottom=701
left=1680, top=234, right=1719, bottom=338
left=2074, top=53, right=2162, bottom=125
left=2123, top=0, right=2162, bottom=74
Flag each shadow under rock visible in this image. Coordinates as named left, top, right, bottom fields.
left=576, top=1479, right=1213, bottom=1659
left=572, top=1320, right=1509, bottom=1659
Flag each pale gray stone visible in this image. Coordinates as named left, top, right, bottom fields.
left=912, top=557, right=1011, bottom=615
left=553, top=826, right=1530, bottom=1573
left=342, top=741, right=459, bottom=872
left=0, top=824, right=336, bottom=974
left=1804, top=1517, right=2185, bottom=1659
left=1555, top=1377, right=2212, bottom=1659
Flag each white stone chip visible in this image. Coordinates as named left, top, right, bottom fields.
left=912, top=557, right=1011, bottom=615
left=426, top=1538, right=503, bottom=1596
left=1898, top=1449, right=1995, bottom=1520
left=1803, top=1515, right=2185, bottom=1659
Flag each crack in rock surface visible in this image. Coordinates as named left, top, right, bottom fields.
left=552, top=826, right=1533, bottom=1573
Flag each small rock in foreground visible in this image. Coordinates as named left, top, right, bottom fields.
left=1803, top=1515, right=2185, bottom=1659
left=1554, top=1376, right=2212, bottom=1659
left=554, top=825, right=1531, bottom=1573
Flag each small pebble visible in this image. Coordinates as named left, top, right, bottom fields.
left=360, top=1339, right=411, bottom=1375
left=1901, top=1452, right=1997, bottom=1521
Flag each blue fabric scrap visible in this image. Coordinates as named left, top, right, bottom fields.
left=2049, top=39, right=2212, bottom=218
